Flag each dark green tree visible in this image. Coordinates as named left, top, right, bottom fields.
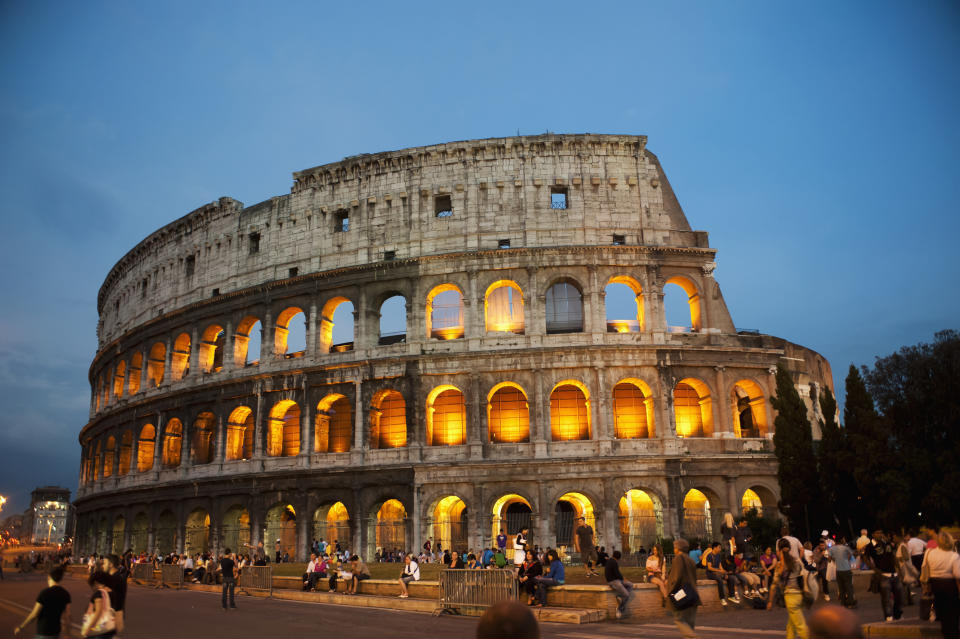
left=771, top=363, right=822, bottom=539
left=816, top=386, right=860, bottom=538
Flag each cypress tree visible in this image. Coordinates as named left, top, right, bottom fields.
left=771, top=363, right=821, bottom=540
left=817, top=387, right=859, bottom=538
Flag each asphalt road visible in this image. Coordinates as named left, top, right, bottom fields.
left=0, top=570, right=899, bottom=638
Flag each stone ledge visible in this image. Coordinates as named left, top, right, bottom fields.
left=862, top=621, right=942, bottom=638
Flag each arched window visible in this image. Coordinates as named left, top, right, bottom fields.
left=426, top=284, right=464, bottom=340
left=268, top=400, right=300, bottom=457
left=378, top=295, right=407, bottom=345
left=544, top=281, right=583, bottom=333
left=485, top=280, right=525, bottom=334
left=319, top=297, right=354, bottom=353
left=128, top=353, right=143, bottom=395
left=487, top=383, right=529, bottom=443
left=137, top=424, right=155, bottom=472
left=199, top=325, right=225, bottom=373
left=682, top=488, right=714, bottom=538
left=550, top=381, right=591, bottom=441
left=370, top=390, right=407, bottom=449
left=225, top=406, right=254, bottom=461
left=171, top=333, right=191, bottom=381
left=618, top=489, right=663, bottom=553
left=118, top=430, right=133, bottom=474
left=234, top=316, right=261, bottom=366
left=113, top=361, right=126, bottom=399
left=376, top=499, right=407, bottom=551
left=162, top=419, right=183, bottom=468
left=103, top=436, right=116, bottom=478
left=431, top=496, right=468, bottom=552
left=731, top=380, right=768, bottom=438
left=673, top=378, right=713, bottom=437
left=664, top=276, right=702, bottom=332
left=192, top=411, right=216, bottom=464
left=426, top=386, right=466, bottom=446
left=316, top=395, right=353, bottom=453
left=605, top=276, right=644, bottom=333
left=613, top=379, right=654, bottom=438
left=147, top=342, right=166, bottom=387
left=275, top=307, right=306, bottom=357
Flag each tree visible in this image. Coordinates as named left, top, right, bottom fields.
left=816, top=386, right=861, bottom=538
left=771, top=363, right=822, bottom=539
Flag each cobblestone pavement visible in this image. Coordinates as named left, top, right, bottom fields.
left=0, top=572, right=912, bottom=638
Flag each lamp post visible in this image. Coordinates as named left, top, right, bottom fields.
left=47, top=522, right=56, bottom=544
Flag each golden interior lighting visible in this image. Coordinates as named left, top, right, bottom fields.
left=266, top=504, right=297, bottom=558
left=731, top=379, right=767, bottom=438
left=370, top=390, right=407, bottom=449
left=682, top=488, right=713, bottom=538
left=433, top=496, right=467, bottom=551
left=613, top=379, right=655, bottom=438
left=103, top=436, right=116, bottom=478
left=268, top=400, right=300, bottom=457
left=485, top=280, right=525, bottom=334
left=185, top=509, right=211, bottom=554
left=487, top=382, right=530, bottom=443
left=163, top=419, right=183, bottom=468
left=742, top=488, right=763, bottom=514
left=198, top=324, right=225, bottom=373
left=426, top=284, right=464, bottom=340
left=426, top=385, right=466, bottom=446
left=113, top=360, right=126, bottom=398
left=147, top=342, right=166, bottom=387
left=490, top=494, right=532, bottom=541
left=233, top=315, right=261, bottom=366
left=118, top=431, right=133, bottom=474
left=137, top=424, right=155, bottom=472
left=664, top=275, right=702, bottom=331
left=171, top=333, right=191, bottom=381
left=315, top=394, right=353, bottom=453
left=226, top=406, right=254, bottom=461
left=557, top=491, right=596, bottom=532
left=550, top=381, right=591, bottom=441
left=605, top=276, right=644, bottom=332
left=325, top=502, right=350, bottom=543
left=274, top=307, right=306, bottom=356
left=128, top=352, right=142, bottom=395
left=673, top=378, right=712, bottom=437
left=376, top=499, right=407, bottom=550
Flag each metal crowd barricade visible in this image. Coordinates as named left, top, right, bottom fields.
left=131, top=562, right=155, bottom=585
left=160, top=564, right=184, bottom=590
left=437, top=569, right=518, bottom=616
left=238, top=565, right=272, bottom=597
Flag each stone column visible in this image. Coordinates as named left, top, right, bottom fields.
left=306, top=302, right=318, bottom=357
left=296, top=498, right=310, bottom=561
left=300, top=384, right=313, bottom=459
left=725, top=476, right=739, bottom=517
left=162, top=337, right=173, bottom=386
left=139, top=351, right=150, bottom=392
left=714, top=366, right=731, bottom=436
left=531, top=368, right=548, bottom=458
left=253, top=383, right=265, bottom=458
left=466, top=270, right=480, bottom=339
left=353, top=379, right=365, bottom=452
left=525, top=267, right=542, bottom=336
left=153, top=413, right=164, bottom=470
left=215, top=411, right=226, bottom=462
left=594, top=366, right=610, bottom=441
left=355, top=288, right=368, bottom=351
left=588, top=265, right=602, bottom=337
left=146, top=526, right=156, bottom=556
left=180, top=418, right=191, bottom=470
left=536, top=481, right=551, bottom=549
left=260, top=308, right=273, bottom=362
left=222, top=320, right=235, bottom=372
left=187, top=326, right=199, bottom=378
left=658, top=364, right=677, bottom=438
left=122, top=511, right=132, bottom=552
left=601, top=477, right=617, bottom=550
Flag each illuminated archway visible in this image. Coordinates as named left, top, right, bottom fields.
left=199, top=324, right=225, bottom=373
left=731, top=379, right=768, bottom=438
left=113, top=360, right=126, bottom=399
left=313, top=502, right=350, bottom=546
left=674, top=378, right=713, bottom=437
left=550, top=381, right=591, bottom=441
left=221, top=506, right=251, bottom=552
left=319, top=297, right=355, bottom=353
left=103, top=436, right=116, bottom=478
left=487, top=382, right=530, bottom=443
left=613, top=378, right=655, bottom=439
left=147, top=342, right=166, bottom=387
left=171, top=332, right=191, bottom=381
left=137, top=424, right=155, bottom=472
left=664, top=276, right=702, bottom=332
left=742, top=489, right=762, bottom=515
left=185, top=508, right=211, bottom=554
left=162, top=419, right=183, bottom=468
left=118, top=430, right=133, bottom=475
left=426, top=284, right=464, bottom=340
left=268, top=400, right=300, bottom=457
left=225, top=406, right=254, bottom=461
left=265, top=503, right=297, bottom=559
left=431, top=496, right=468, bottom=552
left=192, top=411, right=216, bottom=464
left=682, top=488, right=714, bottom=539
left=375, top=499, right=407, bottom=551
left=92, top=441, right=102, bottom=481
left=618, top=489, right=664, bottom=552
left=485, top=280, right=525, bottom=334
left=545, top=280, right=584, bottom=334
left=604, top=276, right=644, bottom=333
left=555, top=492, right=596, bottom=547
left=426, top=385, right=466, bottom=446
left=275, top=307, right=306, bottom=356
left=741, top=486, right=777, bottom=516
left=233, top=316, right=262, bottom=367
left=491, top=494, right=533, bottom=541
left=315, top=394, right=352, bottom=453
left=128, top=352, right=142, bottom=394
left=370, top=390, right=407, bottom=449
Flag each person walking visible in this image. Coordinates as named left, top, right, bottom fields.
left=219, top=548, right=237, bottom=610
left=920, top=531, right=960, bottom=639
left=103, top=555, right=127, bottom=637
left=573, top=517, right=599, bottom=578
left=666, top=538, right=700, bottom=638
left=864, top=530, right=905, bottom=622
left=13, top=565, right=71, bottom=638
left=606, top=550, right=634, bottom=619
left=768, top=538, right=808, bottom=639
left=80, top=571, right=116, bottom=639
left=829, top=537, right=857, bottom=609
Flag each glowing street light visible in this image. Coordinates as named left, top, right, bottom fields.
left=0, top=495, right=6, bottom=513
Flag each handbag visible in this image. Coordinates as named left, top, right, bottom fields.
left=826, top=561, right=837, bottom=582
left=669, top=581, right=701, bottom=610
left=82, top=589, right=116, bottom=635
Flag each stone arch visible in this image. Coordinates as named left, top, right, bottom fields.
left=544, top=278, right=584, bottom=334
left=612, top=377, right=655, bottom=439
left=155, top=510, right=177, bottom=555
left=741, top=484, right=777, bottom=516
left=312, top=501, right=350, bottom=548
left=674, top=377, right=714, bottom=437
left=171, top=332, right=191, bottom=381
left=128, top=352, right=143, bottom=395
left=730, top=378, right=768, bottom=438
left=268, top=400, right=300, bottom=457
left=147, top=342, right=166, bottom=387
left=111, top=514, right=125, bottom=554
left=137, top=424, right=155, bottom=472
left=553, top=491, right=597, bottom=549
left=265, top=502, right=298, bottom=560
left=275, top=306, right=306, bottom=356
left=427, top=495, right=468, bottom=553
left=682, top=487, right=718, bottom=541
left=618, top=489, right=665, bottom=552
left=118, top=430, right=133, bottom=475
left=369, top=498, right=408, bottom=556
left=199, top=324, right=225, bottom=373
left=369, top=389, right=406, bottom=449
left=549, top=380, right=591, bottom=441
left=605, top=275, right=644, bottom=332
left=378, top=294, right=407, bottom=345
left=103, top=436, right=116, bottom=478
left=315, top=393, right=352, bottom=453
left=319, top=296, right=355, bottom=354
left=487, top=381, right=530, bottom=443
left=162, top=419, right=183, bottom=468
left=113, top=360, right=126, bottom=399
left=233, top=315, right=262, bottom=367
left=221, top=504, right=251, bottom=553
left=130, top=512, right=149, bottom=553
left=426, top=384, right=466, bottom=446
left=490, top=493, right=534, bottom=545
left=426, top=283, right=464, bottom=340
left=225, top=406, right=254, bottom=461
left=93, top=440, right=102, bottom=480
left=184, top=507, right=211, bottom=555
left=664, top=275, right=702, bottom=332
left=485, top=280, right=525, bottom=334
left=191, top=411, right=216, bottom=464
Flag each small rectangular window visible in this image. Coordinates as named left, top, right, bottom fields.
left=498, top=239, right=511, bottom=249
left=211, top=288, right=220, bottom=297
left=141, top=278, right=149, bottom=299
left=550, top=187, right=568, bottom=210
left=288, top=267, right=298, bottom=278
left=435, top=195, right=453, bottom=218
left=248, top=232, right=260, bottom=254
left=185, top=255, right=195, bottom=277
left=383, top=250, right=396, bottom=261
left=612, top=234, right=625, bottom=246
left=335, top=211, right=350, bottom=232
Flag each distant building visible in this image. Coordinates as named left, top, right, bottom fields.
left=1, top=514, right=24, bottom=543
left=23, top=487, right=71, bottom=545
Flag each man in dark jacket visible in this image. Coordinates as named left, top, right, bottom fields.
left=605, top=550, right=634, bottom=618
left=666, top=538, right=701, bottom=638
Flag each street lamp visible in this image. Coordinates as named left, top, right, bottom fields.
left=47, top=521, right=56, bottom=544
left=0, top=495, right=6, bottom=514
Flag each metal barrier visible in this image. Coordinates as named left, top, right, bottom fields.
left=238, top=565, right=272, bottom=597
left=437, top=569, right=518, bottom=616
left=160, top=564, right=184, bottom=590
left=131, top=563, right=155, bottom=585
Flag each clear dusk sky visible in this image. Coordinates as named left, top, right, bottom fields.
left=1, top=1, right=957, bottom=516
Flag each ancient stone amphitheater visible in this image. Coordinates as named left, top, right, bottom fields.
left=75, top=134, right=833, bottom=561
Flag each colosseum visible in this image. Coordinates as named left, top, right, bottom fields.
left=74, top=133, right=833, bottom=562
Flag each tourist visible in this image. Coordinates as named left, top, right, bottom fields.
left=779, top=525, right=804, bottom=563
left=920, top=531, right=960, bottom=639
left=13, top=565, right=71, bottom=638
left=466, top=553, right=481, bottom=569
left=219, top=548, right=237, bottom=610
left=482, top=545, right=495, bottom=568
left=476, top=601, right=540, bottom=639
left=855, top=529, right=871, bottom=570
left=720, top=547, right=742, bottom=603
left=103, top=554, right=128, bottom=636
left=907, top=530, right=927, bottom=573
left=893, top=532, right=918, bottom=604
left=596, top=547, right=608, bottom=567
left=574, top=516, right=599, bottom=578
left=514, top=528, right=529, bottom=569
left=758, top=546, right=776, bottom=593
left=81, top=571, right=116, bottom=638
left=829, top=537, right=857, bottom=609
left=864, top=530, right=905, bottom=622
left=496, top=529, right=508, bottom=555
left=346, top=555, right=371, bottom=595
left=398, top=554, right=419, bottom=598
left=666, top=538, right=700, bottom=637
left=688, top=542, right=702, bottom=567
left=448, top=550, right=465, bottom=569
left=533, top=549, right=564, bottom=607
left=721, top=512, right=736, bottom=556
left=812, top=540, right=831, bottom=601
left=735, top=519, right=754, bottom=557
left=768, top=538, right=808, bottom=639
left=705, top=542, right=735, bottom=606
left=646, top=543, right=668, bottom=603
left=606, top=549, right=635, bottom=619
left=303, top=552, right=324, bottom=591
left=518, top=547, right=542, bottom=605
left=734, top=551, right=761, bottom=597
left=494, top=546, right=507, bottom=569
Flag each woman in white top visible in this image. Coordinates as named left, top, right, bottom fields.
left=921, top=531, right=960, bottom=639
left=513, top=529, right=527, bottom=567
left=645, top=543, right=667, bottom=603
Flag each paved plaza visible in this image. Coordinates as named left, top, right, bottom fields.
left=0, top=570, right=904, bottom=639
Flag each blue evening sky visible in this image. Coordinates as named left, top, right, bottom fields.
left=1, top=1, right=957, bottom=515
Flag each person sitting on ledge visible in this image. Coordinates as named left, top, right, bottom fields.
left=345, top=555, right=371, bottom=595
left=302, top=553, right=325, bottom=591
left=398, top=554, right=420, bottom=598
left=533, top=549, right=564, bottom=607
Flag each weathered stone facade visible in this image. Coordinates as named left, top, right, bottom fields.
left=75, top=134, right=832, bottom=562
